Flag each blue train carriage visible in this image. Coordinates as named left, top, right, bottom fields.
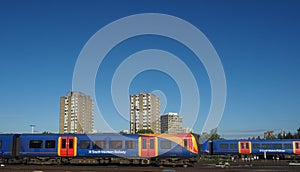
left=68, top=133, right=139, bottom=164
left=250, top=139, right=300, bottom=158
left=69, top=133, right=198, bottom=165
left=142, top=133, right=199, bottom=165
left=211, top=140, right=240, bottom=155
left=0, top=134, right=20, bottom=164
left=0, top=134, right=14, bottom=157
left=19, top=134, right=61, bottom=164
left=208, top=140, right=253, bottom=155
left=207, top=139, right=300, bottom=159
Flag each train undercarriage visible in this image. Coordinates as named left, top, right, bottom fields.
left=1, top=156, right=197, bottom=166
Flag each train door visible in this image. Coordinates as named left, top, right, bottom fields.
left=239, top=141, right=252, bottom=154
left=58, top=137, right=77, bottom=157
left=293, top=141, right=300, bottom=154
left=139, top=136, right=157, bottom=157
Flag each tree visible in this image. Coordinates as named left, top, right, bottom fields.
left=286, top=132, right=293, bottom=139
left=295, top=127, right=300, bottom=139
left=209, top=133, right=223, bottom=140
left=277, top=133, right=284, bottom=139
left=137, top=129, right=154, bottom=134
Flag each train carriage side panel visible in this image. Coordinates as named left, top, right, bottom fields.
left=152, top=133, right=198, bottom=158
left=0, top=134, right=15, bottom=157
left=76, top=134, right=139, bottom=158
left=20, top=134, right=59, bottom=157
left=213, top=140, right=239, bottom=155
left=251, top=139, right=295, bottom=155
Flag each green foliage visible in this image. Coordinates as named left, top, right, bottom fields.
left=209, top=133, right=224, bottom=140
left=276, top=127, right=300, bottom=139
left=198, top=128, right=224, bottom=141
left=137, top=129, right=154, bottom=134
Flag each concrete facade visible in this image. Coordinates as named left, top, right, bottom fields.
left=130, top=92, right=161, bottom=134
left=161, top=112, right=183, bottom=134
left=59, top=91, right=94, bottom=134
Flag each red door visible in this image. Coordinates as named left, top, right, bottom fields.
left=293, top=141, right=300, bottom=154
left=140, top=136, right=157, bottom=157
left=58, top=137, right=77, bottom=157
left=239, top=141, right=252, bottom=154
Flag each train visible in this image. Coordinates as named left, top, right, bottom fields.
left=1, top=133, right=300, bottom=165
left=201, top=139, right=300, bottom=159
left=0, top=133, right=198, bottom=165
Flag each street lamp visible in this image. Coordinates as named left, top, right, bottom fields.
left=30, top=125, right=36, bottom=134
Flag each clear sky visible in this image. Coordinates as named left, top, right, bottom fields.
left=0, top=0, right=299, bottom=139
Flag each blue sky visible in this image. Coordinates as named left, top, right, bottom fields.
left=0, top=0, right=299, bottom=138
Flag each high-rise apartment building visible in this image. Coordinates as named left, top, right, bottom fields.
left=59, top=91, right=94, bottom=134
left=130, top=92, right=161, bottom=134
left=161, top=112, right=183, bottom=134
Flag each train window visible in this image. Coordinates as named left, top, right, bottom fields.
left=142, top=140, right=146, bottom=149
left=93, top=140, right=106, bottom=149
left=45, top=140, right=55, bottom=148
left=273, top=143, right=282, bottom=149
left=29, top=140, right=43, bottom=148
left=230, top=144, right=237, bottom=149
left=220, top=144, right=228, bottom=149
left=184, top=139, right=188, bottom=148
left=253, top=144, right=260, bottom=149
left=69, top=139, right=74, bottom=149
left=150, top=139, right=154, bottom=149
left=246, top=143, right=249, bottom=149
left=0, top=140, right=2, bottom=148
left=262, top=144, right=271, bottom=149
left=80, top=140, right=90, bottom=149
left=296, top=143, right=299, bottom=149
left=160, top=140, right=171, bottom=149
left=125, top=141, right=136, bottom=149
left=284, top=143, right=292, bottom=149
left=62, top=139, right=66, bottom=149
left=109, top=140, right=122, bottom=149
left=241, top=143, right=244, bottom=149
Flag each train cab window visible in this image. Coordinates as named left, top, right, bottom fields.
left=241, top=143, right=244, bottom=149
left=273, top=143, right=282, bottom=149
left=220, top=143, right=229, bottom=149
left=109, top=140, right=122, bottom=149
left=230, top=144, right=237, bottom=149
left=160, top=140, right=171, bottom=149
left=262, top=144, right=271, bottom=149
left=253, top=144, right=260, bottom=149
left=0, top=140, right=2, bottom=148
left=93, top=140, right=106, bottom=149
left=284, top=143, right=292, bottom=149
left=150, top=139, right=154, bottom=149
left=142, top=140, right=147, bottom=149
left=45, top=140, right=55, bottom=148
left=125, top=141, right=136, bottom=149
left=29, top=140, right=43, bottom=148
left=296, top=143, right=299, bottom=149
left=80, top=140, right=90, bottom=149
